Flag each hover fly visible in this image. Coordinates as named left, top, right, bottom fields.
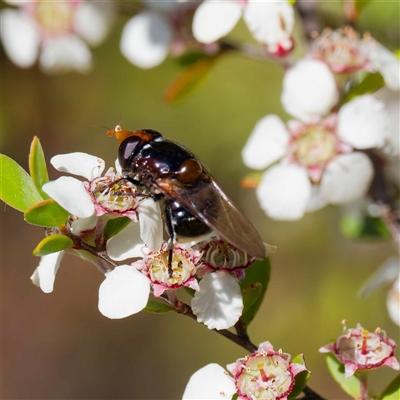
left=108, top=125, right=266, bottom=266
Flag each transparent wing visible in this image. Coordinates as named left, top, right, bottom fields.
left=154, top=171, right=266, bottom=259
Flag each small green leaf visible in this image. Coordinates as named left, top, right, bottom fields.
left=288, top=354, right=311, bottom=400
left=379, top=374, right=400, bottom=400
left=341, top=214, right=391, bottom=240
left=33, top=234, right=74, bottom=256
left=288, top=0, right=296, bottom=4
left=239, top=258, right=271, bottom=327
left=184, top=286, right=196, bottom=298
left=325, top=353, right=361, bottom=398
left=0, top=154, right=43, bottom=212
left=143, top=298, right=173, bottom=314
left=163, top=55, right=219, bottom=104
left=24, top=199, right=69, bottom=227
left=29, top=136, right=49, bottom=199
left=241, top=283, right=262, bottom=317
left=342, top=72, right=385, bottom=104
left=103, top=217, right=131, bottom=240
left=176, top=51, right=208, bottom=67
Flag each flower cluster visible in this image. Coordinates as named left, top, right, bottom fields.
left=30, top=152, right=263, bottom=330
left=242, top=27, right=400, bottom=220
left=183, top=341, right=308, bottom=400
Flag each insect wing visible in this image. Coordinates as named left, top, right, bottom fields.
left=155, top=172, right=266, bottom=259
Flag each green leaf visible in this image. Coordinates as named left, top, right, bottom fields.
left=163, top=55, right=219, bottom=104
left=176, top=51, right=208, bottom=67
left=342, top=72, right=385, bottom=104
left=239, top=258, right=271, bottom=327
left=29, top=136, right=49, bottom=199
left=103, top=217, right=131, bottom=240
left=354, top=0, right=371, bottom=14
left=288, top=354, right=311, bottom=400
left=0, top=154, right=43, bottom=212
left=183, top=286, right=196, bottom=298
left=143, top=298, right=173, bottom=314
left=341, top=215, right=391, bottom=240
left=379, top=374, right=400, bottom=400
left=24, top=199, right=69, bottom=227
left=288, top=0, right=296, bottom=4
left=241, top=283, right=262, bottom=317
left=33, top=234, right=74, bottom=256
left=325, top=353, right=361, bottom=398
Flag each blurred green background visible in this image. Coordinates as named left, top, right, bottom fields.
left=1, top=1, right=399, bottom=399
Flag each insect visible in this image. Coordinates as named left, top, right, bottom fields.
left=108, top=125, right=266, bottom=269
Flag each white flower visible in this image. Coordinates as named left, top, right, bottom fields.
left=242, top=94, right=387, bottom=220
left=193, top=0, right=294, bottom=54
left=183, top=342, right=308, bottom=400
left=42, top=152, right=163, bottom=252
left=191, top=271, right=243, bottom=330
left=281, top=59, right=339, bottom=121
left=120, top=1, right=190, bottom=69
left=0, top=0, right=115, bottom=73
left=310, top=27, right=400, bottom=91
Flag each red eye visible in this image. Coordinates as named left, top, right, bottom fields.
left=175, top=158, right=203, bottom=182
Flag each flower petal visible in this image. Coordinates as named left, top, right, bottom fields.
left=98, top=264, right=150, bottom=319
left=242, top=115, right=289, bottom=170
left=138, top=198, right=163, bottom=252
left=367, top=42, right=400, bottom=91
left=192, top=0, right=243, bottom=44
left=243, top=1, right=294, bottom=48
left=30, top=251, right=64, bottom=293
left=0, top=9, right=40, bottom=68
left=50, top=152, right=105, bottom=180
left=70, top=215, right=98, bottom=235
left=43, top=176, right=95, bottom=218
left=106, top=221, right=144, bottom=261
left=74, top=1, right=115, bottom=46
left=39, top=35, right=92, bottom=74
left=282, top=60, right=339, bottom=121
left=183, top=363, right=236, bottom=399
left=306, top=185, right=328, bottom=212
left=387, top=276, right=400, bottom=326
left=191, top=271, right=243, bottom=330
left=256, top=164, right=311, bottom=220
left=120, top=11, right=172, bottom=69
left=338, top=95, right=388, bottom=149
left=321, top=152, right=373, bottom=204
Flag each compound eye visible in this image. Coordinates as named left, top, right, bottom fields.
left=176, top=158, right=203, bottom=182
left=118, top=136, right=142, bottom=170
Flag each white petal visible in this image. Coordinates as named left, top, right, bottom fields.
left=243, top=1, right=294, bottom=47
left=192, top=0, right=242, bottom=44
left=120, top=11, right=172, bottom=69
left=242, top=115, right=289, bottom=170
left=191, top=271, right=243, bottom=330
left=30, top=252, right=64, bottom=293
left=183, top=363, right=236, bottom=400
left=70, top=216, right=97, bottom=235
left=367, top=42, right=400, bottom=91
left=39, top=35, right=92, bottom=74
left=106, top=221, right=144, bottom=261
left=338, top=95, right=388, bottom=149
left=256, top=164, right=311, bottom=220
left=0, top=9, right=40, bottom=68
left=306, top=185, right=328, bottom=212
left=74, top=1, right=115, bottom=46
left=321, top=152, right=373, bottom=204
left=50, top=152, right=105, bottom=180
left=387, top=277, right=400, bottom=326
left=282, top=60, right=339, bottom=121
left=43, top=177, right=95, bottom=218
left=98, top=265, right=150, bottom=319
left=138, top=199, right=163, bottom=252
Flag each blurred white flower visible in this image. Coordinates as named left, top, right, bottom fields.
left=193, top=0, right=294, bottom=55
left=310, top=27, right=400, bottom=91
left=120, top=0, right=191, bottom=69
left=0, top=0, right=115, bottom=73
left=242, top=94, right=388, bottom=220
left=183, top=342, right=308, bottom=400
left=282, top=59, right=339, bottom=121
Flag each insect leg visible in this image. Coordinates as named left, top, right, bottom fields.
left=164, top=201, right=175, bottom=278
